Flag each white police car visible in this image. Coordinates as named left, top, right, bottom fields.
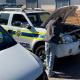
left=0, top=25, right=48, bottom=80
left=0, top=5, right=80, bottom=62
left=0, top=6, right=50, bottom=62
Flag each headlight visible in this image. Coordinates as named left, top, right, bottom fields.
left=61, top=35, right=73, bottom=43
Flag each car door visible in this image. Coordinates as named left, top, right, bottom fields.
left=11, top=13, right=34, bottom=50
left=0, top=13, right=10, bottom=31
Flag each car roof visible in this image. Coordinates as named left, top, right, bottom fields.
left=0, top=10, right=48, bottom=14
left=25, top=10, right=48, bottom=13
left=0, top=8, right=48, bottom=14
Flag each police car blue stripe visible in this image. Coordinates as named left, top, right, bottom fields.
left=38, top=35, right=44, bottom=38
left=22, top=32, right=44, bottom=38
left=12, top=31, right=16, bottom=34
left=21, top=32, right=33, bottom=37
left=12, top=31, right=44, bottom=38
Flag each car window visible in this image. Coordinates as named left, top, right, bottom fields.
left=0, top=26, right=17, bottom=50
left=28, top=15, right=37, bottom=21
left=0, top=13, right=9, bottom=25
left=12, top=14, right=28, bottom=28
left=39, top=13, right=49, bottom=22
left=27, top=14, right=38, bottom=26
left=27, top=12, right=50, bottom=27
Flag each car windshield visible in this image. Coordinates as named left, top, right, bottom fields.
left=27, top=12, right=50, bottom=27
left=0, top=26, right=17, bottom=50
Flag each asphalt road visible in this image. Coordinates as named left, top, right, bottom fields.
left=47, top=53, right=80, bottom=80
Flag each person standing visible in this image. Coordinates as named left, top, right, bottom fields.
left=43, top=17, right=63, bottom=77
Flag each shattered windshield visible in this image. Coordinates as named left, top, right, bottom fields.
left=27, top=12, right=50, bottom=27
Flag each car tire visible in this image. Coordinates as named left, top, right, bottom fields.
left=35, top=45, right=45, bottom=62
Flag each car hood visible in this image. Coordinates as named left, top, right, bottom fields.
left=41, top=6, right=78, bottom=27
left=0, top=44, right=43, bottom=80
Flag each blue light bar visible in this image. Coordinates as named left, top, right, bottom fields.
left=0, top=3, right=23, bottom=7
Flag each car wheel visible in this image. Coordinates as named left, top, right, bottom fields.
left=35, top=45, right=45, bottom=62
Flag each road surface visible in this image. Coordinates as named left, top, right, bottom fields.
left=47, top=53, right=80, bottom=80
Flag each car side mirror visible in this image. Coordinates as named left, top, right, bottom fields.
left=21, top=22, right=31, bottom=29
left=26, top=24, right=31, bottom=29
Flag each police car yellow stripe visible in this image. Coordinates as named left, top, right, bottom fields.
left=59, top=35, right=62, bottom=37
left=21, top=32, right=44, bottom=39
left=4, top=28, right=45, bottom=39
left=21, top=30, right=45, bottom=35
left=13, top=34, right=16, bottom=36
left=21, top=36, right=43, bottom=39
left=13, top=29, right=17, bottom=31
left=4, top=28, right=9, bottom=30
left=59, top=41, right=61, bottom=43
left=59, top=34, right=62, bottom=44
